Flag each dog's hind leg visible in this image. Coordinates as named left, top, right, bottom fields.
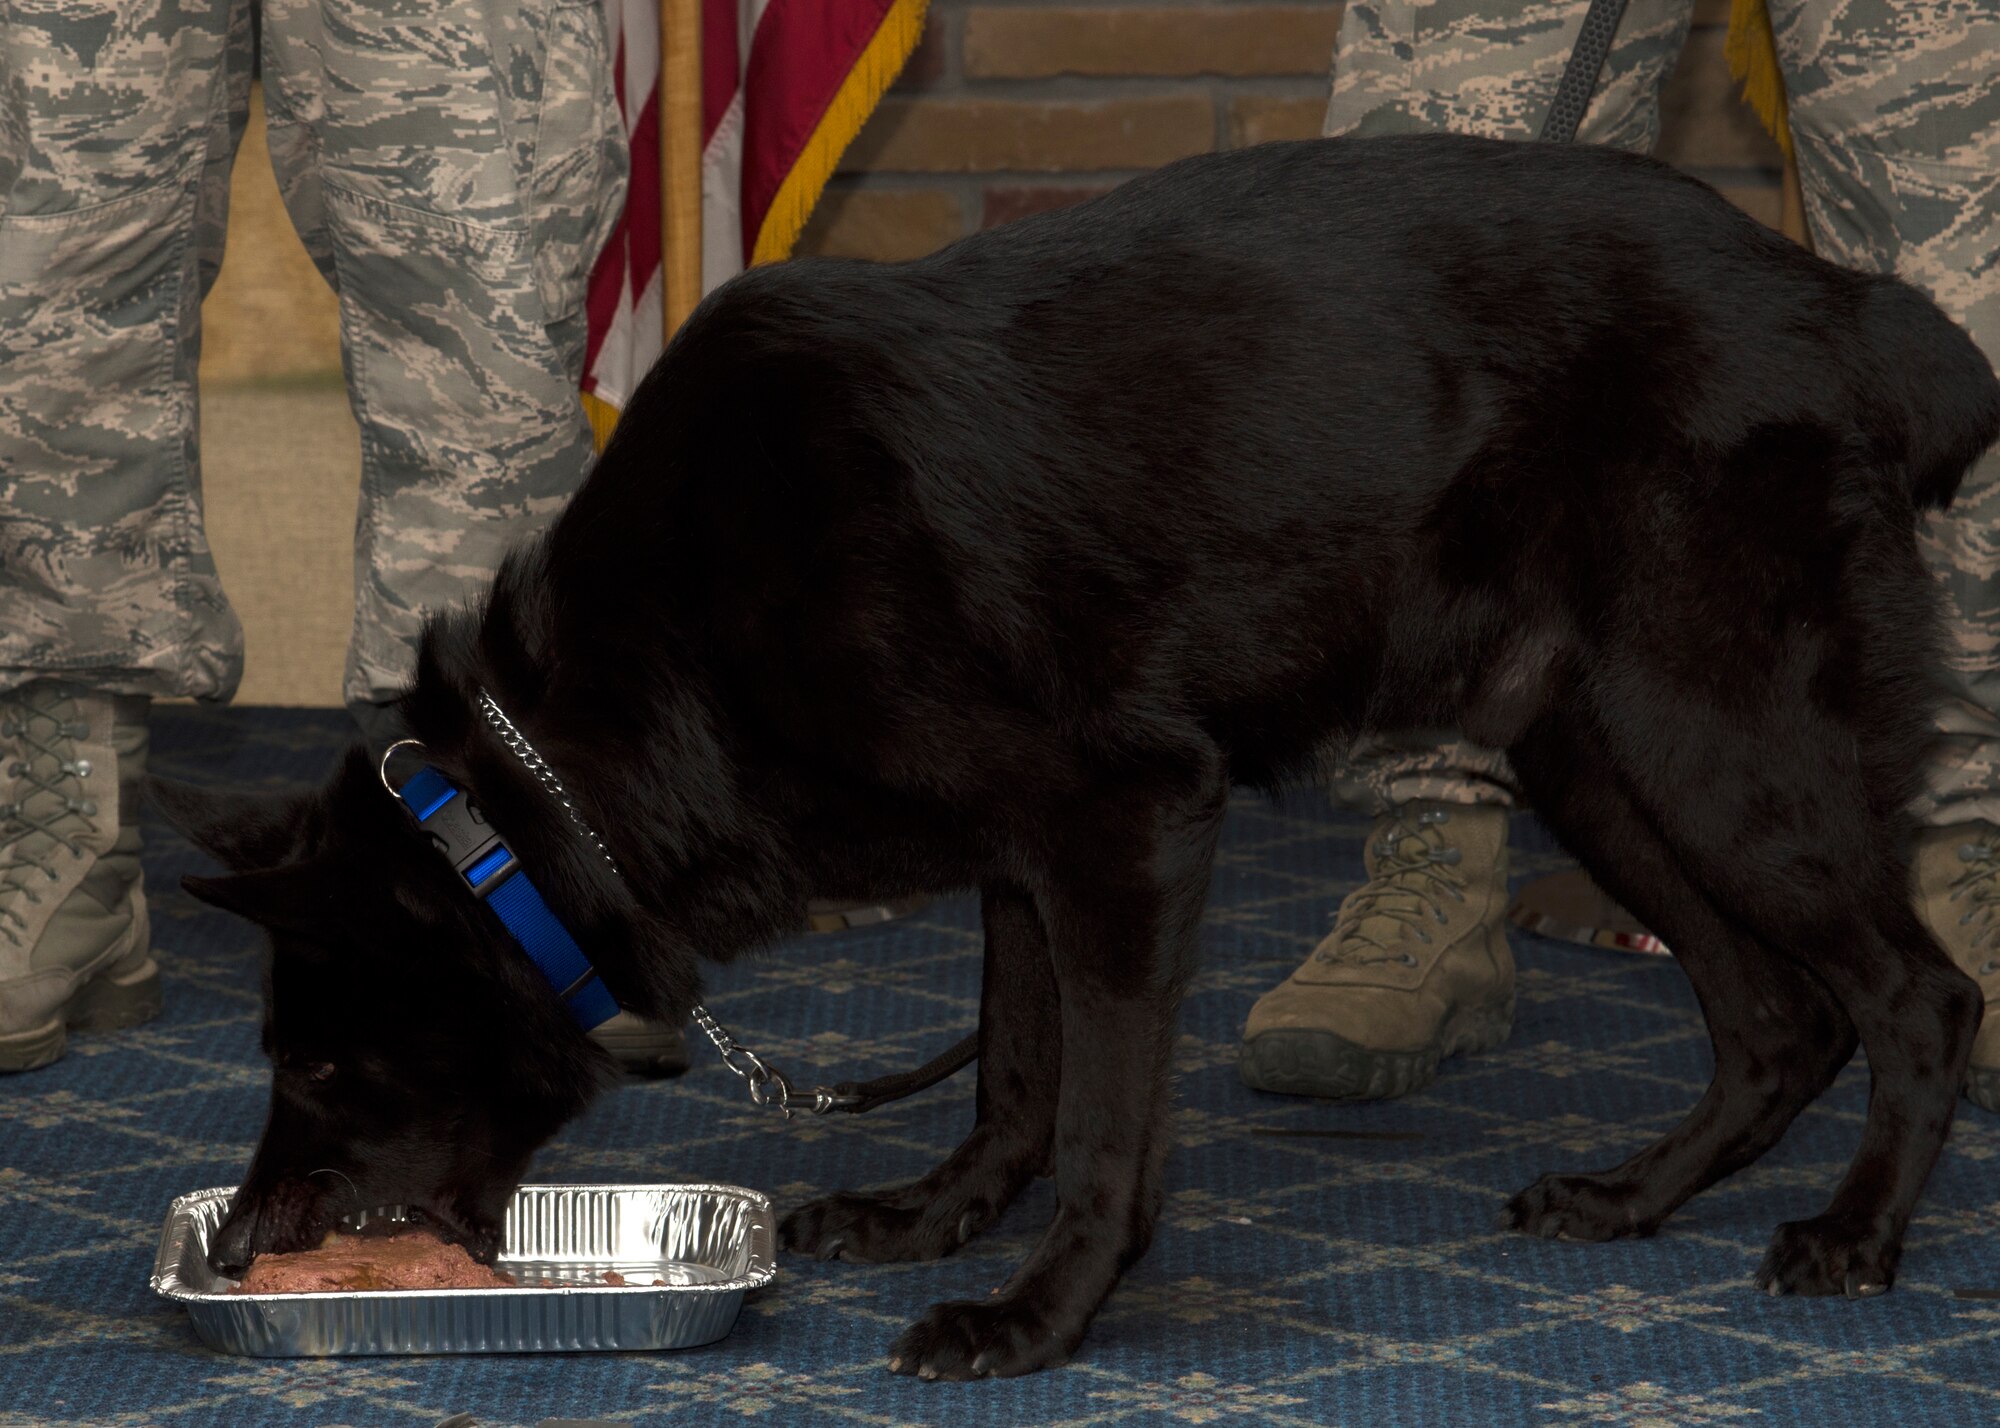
left=1583, top=693, right=1980, bottom=1297
left=1725, top=894, right=1975, bottom=1297
left=781, top=881, right=1061, bottom=1263
left=1501, top=719, right=1858, bottom=1241
left=885, top=760, right=1229, bottom=1379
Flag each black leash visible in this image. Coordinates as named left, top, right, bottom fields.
left=1540, top=0, right=1633, bottom=143
left=827, top=1031, right=981, bottom=1114
left=685, top=1002, right=978, bottom=1118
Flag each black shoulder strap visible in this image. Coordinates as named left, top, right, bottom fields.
left=1540, top=0, right=1634, bottom=143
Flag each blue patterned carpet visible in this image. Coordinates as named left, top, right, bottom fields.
left=5, top=705, right=2000, bottom=1428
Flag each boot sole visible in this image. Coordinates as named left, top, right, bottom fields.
left=1238, top=996, right=1514, bottom=1101
left=589, top=1020, right=692, bottom=1079
left=0, top=889, right=158, bottom=1074
left=806, top=896, right=928, bottom=933
left=0, top=955, right=162, bottom=1073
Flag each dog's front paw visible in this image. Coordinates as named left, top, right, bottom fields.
left=1500, top=1173, right=1657, bottom=1242
left=782, top=1190, right=987, bottom=1264
left=887, top=1297, right=1077, bottom=1380
left=1757, top=1215, right=1899, bottom=1298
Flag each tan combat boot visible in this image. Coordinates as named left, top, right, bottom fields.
left=0, top=682, right=158, bottom=1072
left=1240, top=800, right=1514, bottom=1099
left=1912, top=823, right=2000, bottom=1112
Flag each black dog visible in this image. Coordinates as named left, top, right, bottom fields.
left=156, top=134, right=2000, bottom=1380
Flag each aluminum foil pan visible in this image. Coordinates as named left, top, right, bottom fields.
left=151, top=1183, right=777, bottom=1357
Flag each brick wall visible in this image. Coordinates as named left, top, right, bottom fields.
left=200, top=3, right=1788, bottom=386
left=796, top=0, right=1785, bottom=263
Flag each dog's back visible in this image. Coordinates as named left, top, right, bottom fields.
left=582, top=134, right=1998, bottom=788
left=1853, top=275, right=2000, bottom=509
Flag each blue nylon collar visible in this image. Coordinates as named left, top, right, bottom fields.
left=393, top=764, right=620, bottom=1031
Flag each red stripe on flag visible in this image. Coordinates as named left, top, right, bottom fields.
left=583, top=29, right=662, bottom=396
left=703, top=0, right=741, bottom=143
left=737, top=0, right=895, bottom=262
left=626, top=89, right=662, bottom=296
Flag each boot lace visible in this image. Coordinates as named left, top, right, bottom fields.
left=1949, top=832, right=2000, bottom=977
left=0, top=686, right=100, bottom=949
left=1316, top=806, right=1469, bottom=968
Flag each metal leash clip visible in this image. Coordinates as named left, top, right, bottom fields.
left=689, top=1006, right=860, bottom=1119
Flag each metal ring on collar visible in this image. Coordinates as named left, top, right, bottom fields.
left=378, top=738, right=429, bottom=796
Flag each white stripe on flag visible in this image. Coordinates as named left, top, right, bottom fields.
left=700, top=0, right=776, bottom=293
left=701, top=88, right=748, bottom=294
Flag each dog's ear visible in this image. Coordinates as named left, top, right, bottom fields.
left=148, top=776, right=308, bottom=872
left=181, top=858, right=350, bottom=941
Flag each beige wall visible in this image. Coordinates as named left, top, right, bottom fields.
left=199, top=87, right=342, bottom=389
left=198, top=10, right=1780, bottom=705
left=198, top=85, right=355, bottom=707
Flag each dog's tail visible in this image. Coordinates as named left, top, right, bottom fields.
left=1860, top=277, right=2000, bottom=512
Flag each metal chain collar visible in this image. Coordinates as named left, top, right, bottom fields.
left=471, top=688, right=853, bottom=1119
left=475, top=692, right=624, bottom=875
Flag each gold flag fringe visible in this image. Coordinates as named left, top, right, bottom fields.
left=582, top=390, right=622, bottom=454
left=750, top=0, right=932, bottom=267
left=1726, top=0, right=1794, bottom=159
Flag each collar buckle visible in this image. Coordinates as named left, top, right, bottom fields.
left=398, top=766, right=520, bottom=897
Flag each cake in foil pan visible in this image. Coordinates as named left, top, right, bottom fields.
left=151, top=1183, right=776, bottom=1356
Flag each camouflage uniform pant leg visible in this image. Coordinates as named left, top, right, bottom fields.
left=1768, top=0, right=2000, bottom=828
left=257, top=0, right=629, bottom=715
left=1319, top=730, right=1521, bottom=819
left=1323, top=0, right=1698, bottom=148
left=0, top=0, right=252, bottom=701
left=1317, top=0, right=1698, bottom=814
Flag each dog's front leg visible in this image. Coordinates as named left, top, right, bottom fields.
left=781, top=880, right=1061, bottom=1261
left=886, top=768, right=1227, bottom=1379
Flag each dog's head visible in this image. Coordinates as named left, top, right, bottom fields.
left=153, top=746, right=623, bottom=1279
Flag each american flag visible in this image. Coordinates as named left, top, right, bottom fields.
left=581, top=0, right=928, bottom=445
left=579, top=0, right=664, bottom=444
